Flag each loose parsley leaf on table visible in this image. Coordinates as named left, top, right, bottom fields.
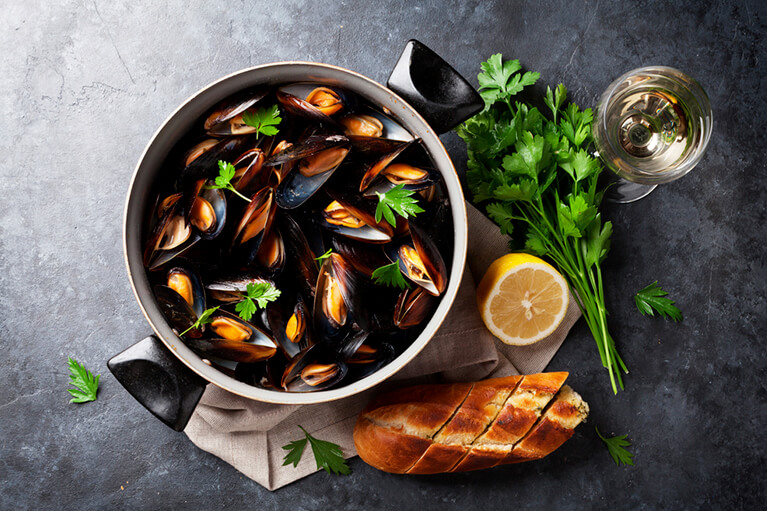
left=596, top=427, right=635, bottom=467
left=282, top=425, right=351, bottom=475
left=242, top=105, right=282, bottom=138
left=179, top=306, right=219, bottom=337
left=235, top=282, right=281, bottom=321
left=205, top=160, right=252, bottom=202
left=67, top=357, right=100, bottom=404
left=374, top=184, right=425, bottom=227
left=634, top=281, right=683, bottom=321
left=371, top=261, right=411, bottom=290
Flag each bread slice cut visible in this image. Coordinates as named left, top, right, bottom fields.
left=449, top=372, right=568, bottom=472
left=505, top=385, right=589, bottom=464
left=406, top=375, right=522, bottom=474
left=353, top=382, right=473, bottom=473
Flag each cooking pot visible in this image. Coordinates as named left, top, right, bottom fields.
left=108, top=40, right=483, bottom=431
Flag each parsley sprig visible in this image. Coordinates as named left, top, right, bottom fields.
left=235, top=282, right=282, bottom=321
left=596, top=427, right=635, bottom=467
left=179, top=306, right=219, bottom=337
left=374, top=184, right=425, bottom=227
left=634, top=281, right=683, bottom=321
left=242, top=105, right=282, bottom=138
left=205, top=160, right=252, bottom=202
left=177, top=283, right=280, bottom=336
left=371, top=261, right=411, bottom=290
left=282, top=425, right=351, bottom=475
left=67, top=357, right=100, bottom=404
left=456, top=54, right=628, bottom=393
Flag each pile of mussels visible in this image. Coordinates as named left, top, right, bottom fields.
left=144, top=83, right=454, bottom=392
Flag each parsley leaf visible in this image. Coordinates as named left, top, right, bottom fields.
left=634, top=281, right=683, bottom=321
left=477, top=54, right=539, bottom=110
left=374, top=184, right=425, bottom=227
left=242, top=105, right=282, bottom=138
left=179, top=306, right=219, bottom=337
left=371, top=261, right=411, bottom=290
left=596, top=427, right=635, bottom=467
left=282, top=425, right=351, bottom=475
left=67, top=357, right=100, bottom=403
left=235, top=282, right=281, bottom=321
left=205, top=160, right=252, bottom=202
left=315, top=248, right=333, bottom=266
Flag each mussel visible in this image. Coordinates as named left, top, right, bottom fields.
left=394, top=286, right=439, bottom=329
left=204, top=86, right=270, bottom=136
left=281, top=343, right=348, bottom=392
left=231, top=186, right=276, bottom=264
left=388, top=223, right=447, bottom=296
left=313, top=253, right=367, bottom=339
left=165, top=259, right=206, bottom=318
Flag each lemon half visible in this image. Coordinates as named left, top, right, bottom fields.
left=477, top=253, right=569, bottom=346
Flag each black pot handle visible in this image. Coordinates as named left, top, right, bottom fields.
left=108, top=336, right=207, bottom=431
left=387, top=40, right=483, bottom=135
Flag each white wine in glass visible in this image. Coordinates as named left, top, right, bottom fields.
left=592, top=66, right=713, bottom=202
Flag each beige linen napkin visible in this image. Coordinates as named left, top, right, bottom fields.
left=184, top=202, right=581, bottom=490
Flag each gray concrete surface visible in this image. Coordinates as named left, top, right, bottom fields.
left=1, top=0, right=765, bottom=509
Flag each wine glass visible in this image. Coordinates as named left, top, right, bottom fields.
left=592, top=66, right=713, bottom=203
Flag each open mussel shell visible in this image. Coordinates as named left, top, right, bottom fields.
left=313, top=253, right=368, bottom=340
left=265, top=296, right=313, bottom=360
left=192, top=186, right=227, bottom=240
left=281, top=343, right=348, bottom=392
left=186, top=336, right=278, bottom=364
left=205, top=271, right=275, bottom=304
left=359, top=139, right=415, bottom=192
left=255, top=226, right=285, bottom=275
left=154, top=285, right=203, bottom=338
left=276, top=85, right=350, bottom=129
left=165, top=259, right=207, bottom=318
left=275, top=141, right=351, bottom=209
left=183, top=138, right=219, bottom=167
left=340, top=106, right=413, bottom=142
left=204, top=86, right=270, bottom=135
left=186, top=310, right=279, bottom=363
left=231, top=186, right=277, bottom=265
left=320, top=187, right=394, bottom=244
left=394, top=286, right=439, bottom=329
left=144, top=200, right=201, bottom=271
left=361, top=163, right=440, bottom=198
left=387, top=223, right=447, bottom=296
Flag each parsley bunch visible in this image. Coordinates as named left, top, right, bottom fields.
left=456, top=54, right=627, bottom=393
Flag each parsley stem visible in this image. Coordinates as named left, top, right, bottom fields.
left=228, top=186, right=252, bottom=203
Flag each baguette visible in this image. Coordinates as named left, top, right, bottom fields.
left=353, top=373, right=588, bottom=474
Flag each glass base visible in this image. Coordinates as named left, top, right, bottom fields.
left=606, top=178, right=658, bottom=203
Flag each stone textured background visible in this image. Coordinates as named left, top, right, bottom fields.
left=1, top=0, right=765, bottom=509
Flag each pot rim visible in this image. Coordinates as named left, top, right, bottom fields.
left=123, top=61, right=468, bottom=405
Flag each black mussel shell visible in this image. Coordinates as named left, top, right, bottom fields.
left=186, top=337, right=277, bottom=364
left=255, top=226, right=286, bottom=275
left=313, top=253, right=368, bottom=340
left=340, top=107, right=413, bottom=142
left=387, top=223, right=447, bottom=296
left=231, top=186, right=277, bottom=265
left=278, top=214, right=320, bottom=300
left=154, top=284, right=202, bottom=338
left=330, top=235, right=389, bottom=277
left=281, top=343, right=348, bottom=392
left=265, top=295, right=313, bottom=360
left=205, top=271, right=275, bottom=304
left=192, top=186, right=227, bottom=240
left=359, top=139, right=415, bottom=192
left=394, top=286, right=439, bottom=329
left=204, top=86, right=270, bottom=135
left=165, top=258, right=207, bottom=319
left=144, top=200, right=200, bottom=271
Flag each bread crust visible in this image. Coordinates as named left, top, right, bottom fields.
left=354, top=373, right=587, bottom=474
